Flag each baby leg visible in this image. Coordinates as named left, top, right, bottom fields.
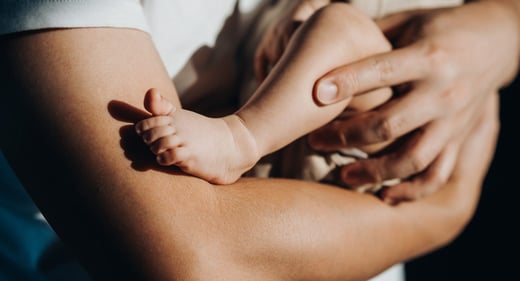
left=236, top=3, right=392, bottom=157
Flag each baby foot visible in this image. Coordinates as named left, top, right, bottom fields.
left=135, top=89, right=260, bottom=184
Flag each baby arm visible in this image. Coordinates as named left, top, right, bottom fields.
left=136, top=3, right=392, bottom=184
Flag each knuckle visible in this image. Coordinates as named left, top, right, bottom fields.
left=424, top=42, right=459, bottom=81
left=371, top=57, right=394, bottom=85
left=423, top=41, right=446, bottom=67
left=374, top=115, right=402, bottom=142
left=336, top=69, right=360, bottom=95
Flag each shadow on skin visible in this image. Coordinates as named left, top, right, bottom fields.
left=107, top=100, right=184, bottom=175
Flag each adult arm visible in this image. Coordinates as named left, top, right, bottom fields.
left=311, top=0, right=519, bottom=201
left=0, top=27, right=497, bottom=281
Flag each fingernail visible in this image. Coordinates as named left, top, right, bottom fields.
left=135, top=125, right=142, bottom=135
left=316, top=79, right=338, bottom=105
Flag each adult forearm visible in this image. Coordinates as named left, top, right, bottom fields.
left=210, top=173, right=485, bottom=281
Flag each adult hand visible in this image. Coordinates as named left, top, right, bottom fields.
left=309, top=2, right=519, bottom=203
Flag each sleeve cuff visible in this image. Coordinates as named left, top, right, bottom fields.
left=0, top=0, right=149, bottom=35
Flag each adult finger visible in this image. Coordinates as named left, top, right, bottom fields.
left=379, top=92, right=492, bottom=203
left=339, top=103, right=476, bottom=186
left=406, top=93, right=500, bottom=202
left=338, top=122, right=443, bottom=186
left=380, top=135, right=460, bottom=204
left=313, top=43, right=430, bottom=105
left=309, top=83, right=442, bottom=151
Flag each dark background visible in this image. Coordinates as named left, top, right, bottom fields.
left=406, top=76, right=519, bottom=279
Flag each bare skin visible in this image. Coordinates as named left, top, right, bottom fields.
left=136, top=3, right=392, bottom=184
left=135, top=89, right=258, bottom=184
left=0, top=21, right=499, bottom=281
left=310, top=0, right=520, bottom=202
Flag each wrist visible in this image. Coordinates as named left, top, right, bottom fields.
left=480, top=0, right=520, bottom=46
left=475, top=0, right=520, bottom=80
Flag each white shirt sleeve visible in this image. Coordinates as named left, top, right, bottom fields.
left=0, top=0, right=149, bottom=35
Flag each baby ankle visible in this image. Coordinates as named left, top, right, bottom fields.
left=223, top=115, right=261, bottom=167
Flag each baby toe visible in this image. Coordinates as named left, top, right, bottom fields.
left=150, top=135, right=182, bottom=154
left=157, top=147, right=190, bottom=167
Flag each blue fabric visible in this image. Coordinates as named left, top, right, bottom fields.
left=0, top=151, right=91, bottom=281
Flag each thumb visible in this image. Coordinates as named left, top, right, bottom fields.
left=313, top=76, right=351, bottom=106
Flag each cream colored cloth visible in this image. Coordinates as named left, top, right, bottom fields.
left=351, top=0, right=463, bottom=18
